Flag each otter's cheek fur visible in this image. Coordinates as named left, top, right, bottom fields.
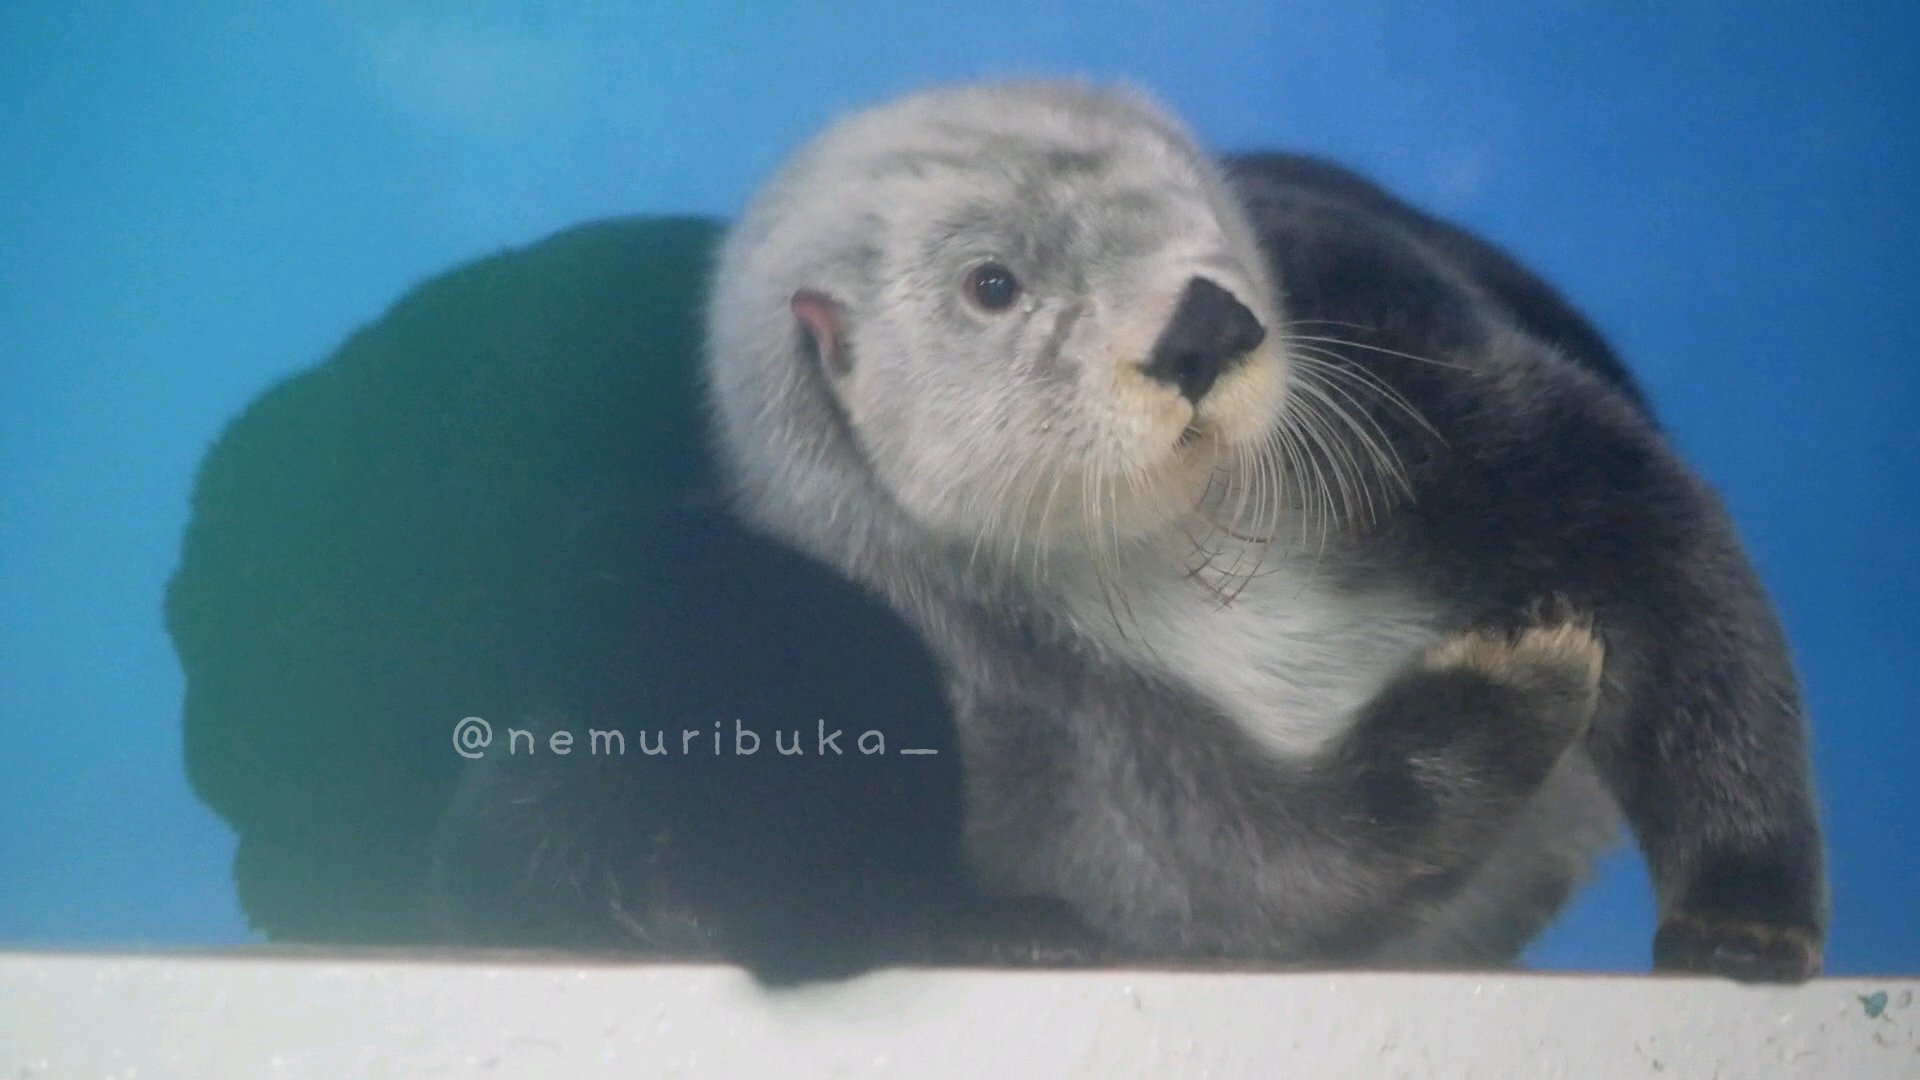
left=847, top=352, right=1224, bottom=548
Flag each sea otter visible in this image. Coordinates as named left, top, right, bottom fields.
left=701, top=80, right=1826, bottom=981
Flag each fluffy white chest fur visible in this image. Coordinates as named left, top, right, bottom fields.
left=1055, top=548, right=1445, bottom=760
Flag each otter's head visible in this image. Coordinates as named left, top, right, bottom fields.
left=706, top=81, right=1286, bottom=572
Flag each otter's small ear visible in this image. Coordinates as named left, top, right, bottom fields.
left=791, top=289, right=850, bottom=378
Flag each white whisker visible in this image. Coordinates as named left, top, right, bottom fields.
left=1282, top=329, right=1470, bottom=372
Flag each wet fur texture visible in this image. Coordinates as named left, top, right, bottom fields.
left=704, top=81, right=1827, bottom=981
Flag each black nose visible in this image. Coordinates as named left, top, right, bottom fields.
left=1141, top=277, right=1267, bottom=405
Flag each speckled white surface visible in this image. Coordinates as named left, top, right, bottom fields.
left=1, top=951, right=1914, bottom=1079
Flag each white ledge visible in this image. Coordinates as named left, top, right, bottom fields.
left=1, top=950, right=1915, bottom=1078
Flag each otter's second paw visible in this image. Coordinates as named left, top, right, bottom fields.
left=1654, top=912, right=1823, bottom=983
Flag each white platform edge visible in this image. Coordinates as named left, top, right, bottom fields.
left=1, top=950, right=1915, bottom=1079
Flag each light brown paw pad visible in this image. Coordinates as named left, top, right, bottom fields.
left=1654, top=913, right=1823, bottom=983
left=1423, top=615, right=1604, bottom=692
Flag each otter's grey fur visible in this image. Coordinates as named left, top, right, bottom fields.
left=704, top=80, right=1827, bottom=981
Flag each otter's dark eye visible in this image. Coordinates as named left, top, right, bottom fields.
left=964, top=262, right=1022, bottom=313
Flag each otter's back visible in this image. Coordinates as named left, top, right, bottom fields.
left=1223, top=153, right=1652, bottom=419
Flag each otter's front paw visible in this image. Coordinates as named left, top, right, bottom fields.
left=1342, top=601, right=1605, bottom=861
left=1420, top=600, right=1605, bottom=769
left=1654, top=913, right=1823, bottom=983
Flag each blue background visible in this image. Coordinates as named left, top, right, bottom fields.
left=2, top=2, right=1913, bottom=972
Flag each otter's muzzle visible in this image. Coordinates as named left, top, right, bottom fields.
left=1141, top=277, right=1267, bottom=405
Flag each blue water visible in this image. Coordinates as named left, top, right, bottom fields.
left=3, top=3, right=1914, bottom=972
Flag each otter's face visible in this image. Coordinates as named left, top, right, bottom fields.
left=790, top=120, right=1287, bottom=559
